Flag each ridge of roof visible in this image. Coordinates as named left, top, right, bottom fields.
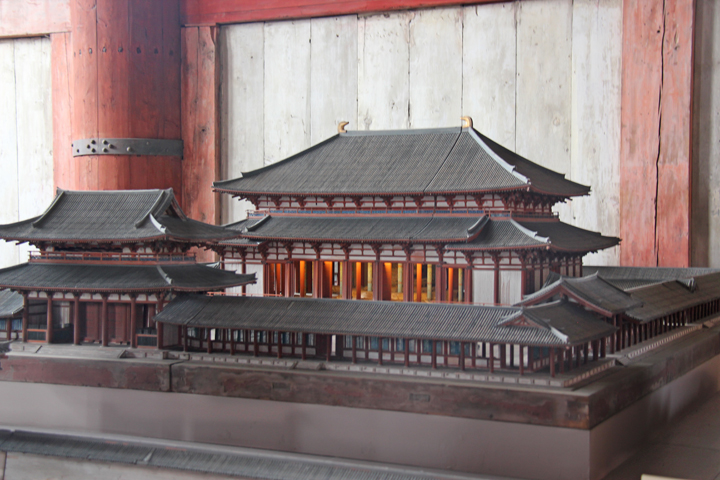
left=467, top=128, right=530, bottom=185
left=32, top=189, right=66, bottom=228
left=509, top=219, right=551, bottom=244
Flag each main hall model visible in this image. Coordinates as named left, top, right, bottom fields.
left=213, top=118, right=619, bottom=305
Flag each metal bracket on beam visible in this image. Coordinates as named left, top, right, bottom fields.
left=72, top=138, right=183, bottom=157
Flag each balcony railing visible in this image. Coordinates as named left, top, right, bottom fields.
left=30, top=251, right=196, bottom=264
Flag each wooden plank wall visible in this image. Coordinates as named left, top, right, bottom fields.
left=0, top=37, right=54, bottom=268
left=219, top=1, right=623, bottom=266
left=0, top=0, right=71, bottom=38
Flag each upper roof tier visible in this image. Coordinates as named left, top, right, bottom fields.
left=0, top=189, right=239, bottom=246
left=213, top=126, right=590, bottom=198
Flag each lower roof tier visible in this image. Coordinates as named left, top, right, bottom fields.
left=155, top=294, right=617, bottom=348
left=0, top=263, right=255, bottom=293
left=221, top=214, right=619, bottom=254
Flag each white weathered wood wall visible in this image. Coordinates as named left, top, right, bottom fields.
left=219, top=0, right=623, bottom=266
left=0, top=37, right=54, bottom=268
left=693, top=0, right=720, bottom=268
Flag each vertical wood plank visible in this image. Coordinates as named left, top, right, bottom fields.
left=263, top=20, right=311, bottom=165
left=515, top=0, right=573, bottom=176
left=15, top=37, right=54, bottom=262
left=408, top=7, right=462, bottom=128
left=181, top=26, right=220, bottom=225
left=357, top=12, right=410, bottom=130
left=51, top=33, right=73, bottom=192
left=692, top=0, right=720, bottom=267
left=71, top=0, right=98, bottom=191
left=656, top=0, right=694, bottom=267
left=462, top=2, right=516, bottom=149
left=310, top=15, right=358, bottom=142
left=220, top=23, right=264, bottom=224
left=619, top=0, right=663, bottom=266
left=161, top=0, right=182, bottom=140
left=0, top=39, right=19, bottom=267
left=569, top=0, right=623, bottom=266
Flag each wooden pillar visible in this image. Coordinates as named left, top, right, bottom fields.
left=277, top=332, right=282, bottom=359
left=46, top=294, right=54, bottom=344
left=550, top=348, right=556, bottom=377
left=404, top=338, right=410, bottom=367
left=156, top=295, right=165, bottom=349
left=100, top=294, right=108, bottom=347
left=60, top=0, right=183, bottom=202
left=488, top=343, right=494, bottom=373
left=431, top=340, right=437, bottom=369
left=620, top=0, right=695, bottom=267
left=464, top=265, right=472, bottom=304
left=301, top=333, right=307, bottom=360
left=351, top=336, right=356, bottom=364
left=416, top=264, right=422, bottom=302
left=519, top=346, right=524, bottom=376
left=326, top=334, right=331, bottom=362
left=459, top=342, right=465, bottom=371
left=129, top=295, right=137, bottom=348
left=493, top=255, right=500, bottom=305
left=183, top=326, right=188, bottom=352
left=206, top=328, right=212, bottom=353
left=73, top=294, right=81, bottom=345
left=21, top=293, right=28, bottom=343
left=253, top=331, right=258, bottom=357
left=447, top=267, right=455, bottom=302
left=355, top=262, right=362, bottom=300
left=378, top=337, right=383, bottom=366
left=299, top=261, right=307, bottom=297
left=230, top=330, right=235, bottom=355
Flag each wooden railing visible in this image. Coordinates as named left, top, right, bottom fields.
left=30, top=251, right=196, bottom=264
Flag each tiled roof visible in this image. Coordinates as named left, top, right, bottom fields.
left=446, top=218, right=619, bottom=253
left=625, top=272, right=720, bottom=323
left=157, top=295, right=614, bottom=347
left=583, top=266, right=720, bottom=290
left=235, top=215, right=483, bottom=243
left=0, top=263, right=255, bottom=293
left=0, top=189, right=238, bottom=245
left=500, top=300, right=618, bottom=345
left=0, top=429, right=465, bottom=480
left=519, top=273, right=641, bottom=315
left=0, top=289, right=23, bottom=317
left=214, top=127, right=589, bottom=198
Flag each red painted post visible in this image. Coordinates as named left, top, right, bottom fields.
left=73, top=295, right=81, bottom=345
left=100, top=295, right=108, bottom=347
left=129, top=295, right=137, bottom=348
left=46, top=294, right=54, bottom=344
left=21, top=293, right=28, bottom=343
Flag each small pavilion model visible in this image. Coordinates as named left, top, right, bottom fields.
left=0, top=189, right=254, bottom=347
left=214, top=118, right=619, bottom=305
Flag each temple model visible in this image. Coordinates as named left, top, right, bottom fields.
left=213, top=118, right=619, bottom=305
left=0, top=189, right=255, bottom=347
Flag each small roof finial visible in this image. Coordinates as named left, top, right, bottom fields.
left=461, top=116, right=473, bottom=129
left=338, top=121, right=349, bottom=133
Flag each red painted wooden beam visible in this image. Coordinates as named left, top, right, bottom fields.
left=0, top=0, right=71, bottom=38
left=180, top=0, right=505, bottom=26
left=619, top=0, right=695, bottom=267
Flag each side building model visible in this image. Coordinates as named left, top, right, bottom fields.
left=0, top=189, right=255, bottom=347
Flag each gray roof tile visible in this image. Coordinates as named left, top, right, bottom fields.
left=0, top=189, right=238, bottom=245
left=0, top=289, right=23, bottom=317
left=0, top=263, right=255, bottom=293
left=157, top=295, right=614, bottom=347
left=625, top=272, right=720, bottom=322
left=214, top=128, right=589, bottom=198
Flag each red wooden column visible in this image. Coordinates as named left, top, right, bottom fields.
left=46, top=294, right=54, bottom=344
left=620, top=0, right=696, bottom=267
left=21, top=293, right=28, bottom=343
left=129, top=295, right=138, bottom=349
left=73, top=294, right=81, bottom=345
left=156, top=295, right=165, bottom=349
left=54, top=0, right=183, bottom=196
left=100, top=294, right=109, bottom=347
